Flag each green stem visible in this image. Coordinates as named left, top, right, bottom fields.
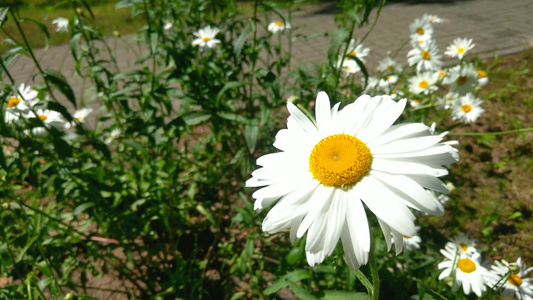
left=369, top=242, right=380, bottom=300
left=447, top=127, right=533, bottom=136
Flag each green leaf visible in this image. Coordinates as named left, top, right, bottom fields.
left=0, top=7, right=9, bottom=26
left=414, top=278, right=448, bottom=300
left=244, top=125, right=258, bottom=153
left=322, top=291, right=370, bottom=300
left=509, top=211, right=522, bottom=220
left=73, top=202, right=95, bottom=216
left=285, top=280, right=317, bottom=300
left=264, top=269, right=310, bottom=296
left=196, top=204, right=216, bottom=226
left=42, top=70, right=77, bottom=108
left=16, top=235, right=39, bottom=263
left=218, top=112, right=254, bottom=125
left=182, top=111, right=211, bottom=126
left=327, top=28, right=349, bottom=63
left=217, top=81, right=247, bottom=102
left=353, top=270, right=373, bottom=296
left=234, top=20, right=255, bottom=56
left=21, top=18, right=50, bottom=50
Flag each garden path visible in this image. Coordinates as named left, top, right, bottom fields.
left=5, top=0, right=533, bottom=106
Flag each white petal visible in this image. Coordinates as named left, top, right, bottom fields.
left=287, top=102, right=317, bottom=134
left=371, top=158, right=444, bottom=176
left=297, top=185, right=334, bottom=238
left=366, top=123, right=430, bottom=148
left=315, top=91, right=332, bottom=133
left=346, top=187, right=371, bottom=252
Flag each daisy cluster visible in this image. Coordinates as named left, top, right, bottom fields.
left=3, top=83, right=94, bottom=137
left=438, top=234, right=533, bottom=299
left=362, top=14, right=488, bottom=124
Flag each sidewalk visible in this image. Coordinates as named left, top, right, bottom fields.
left=5, top=0, right=533, bottom=104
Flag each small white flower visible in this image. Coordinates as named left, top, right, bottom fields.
left=192, top=25, right=221, bottom=48
left=407, top=40, right=443, bottom=72
left=408, top=72, right=438, bottom=95
left=163, top=21, right=173, bottom=31
left=423, top=14, right=444, bottom=23
left=105, top=128, right=121, bottom=144
left=447, top=64, right=479, bottom=95
left=268, top=21, right=291, bottom=34
left=476, top=69, right=489, bottom=87
left=26, top=108, right=64, bottom=135
left=346, top=40, right=370, bottom=62
left=451, top=93, right=484, bottom=123
left=445, top=233, right=478, bottom=256
left=64, top=107, right=93, bottom=129
left=436, top=92, right=460, bottom=110
left=409, top=18, right=433, bottom=42
left=338, top=58, right=360, bottom=76
left=399, top=226, right=422, bottom=251
left=52, top=17, right=70, bottom=32
left=378, top=56, right=403, bottom=73
left=489, top=257, right=533, bottom=300
left=438, top=250, right=490, bottom=297
left=410, top=99, right=422, bottom=108
left=445, top=38, right=475, bottom=60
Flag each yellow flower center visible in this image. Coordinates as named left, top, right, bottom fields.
left=457, top=47, right=465, bottom=54
left=8, top=97, right=21, bottom=108
left=421, top=50, right=431, bottom=60
left=457, top=76, right=468, bottom=86
left=391, top=89, right=396, bottom=94
left=477, top=70, right=487, bottom=78
left=413, top=100, right=420, bottom=104
left=403, top=235, right=410, bottom=239
left=75, top=116, right=83, bottom=121
left=417, top=27, right=424, bottom=35
left=439, top=71, right=446, bottom=77
left=418, top=80, right=429, bottom=89
left=508, top=274, right=523, bottom=286
left=309, top=134, right=372, bottom=189
left=459, top=243, right=468, bottom=252
left=386, top=75, right=391, bottom=80
left=461, top=104, right=472, bottom=113
left=387, top=65, right=394, bottom=71
left=349, top=50, right=356, bottom=57
left=275, top=21, right=283, bottom=26
left=457, top=258, right=476, bottom=273
left=202, top=37, right=210, bottom=42
left=37, top=114, right=47, bottom=121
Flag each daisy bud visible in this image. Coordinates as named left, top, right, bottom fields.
left=508, top=262, right=520, bottom=274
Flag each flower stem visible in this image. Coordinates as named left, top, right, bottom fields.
left=369, top=242, right=380, bottom=300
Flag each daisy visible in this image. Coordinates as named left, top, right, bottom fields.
left=7, top=83, right=38, bottom=111
left=346, top=40, right=370, bottom=62
left=490, top=257, right=533, bottom=300
left=445, top=38, right=475, bottom=60
left=26, top=108, right=64, bottom=136
left=444, top=234, right=478, bottom=256
left=409, top=99, right=422, bottom=108
left=476, top=69, right=489, bottom=87
left=399, top=226, right=421, bottom=252
left=438, top=249, right=489, bottom=297
left=451, top=93, right=484, bottom=123
left=52, top=17, right=70, bottom=32
left=409, top=18, right=433, bottom=42
left=378, top=75, right=398, bottom=90
left=268, top=21, right=291, bottom=35
left=64, top=107, right=93, bottom=129
left=436, top=92, right=460, bottom=110
left=104, top=128, right=121, bottom=144
left=163, top=21, right=173, bottom=31
left=338, top=58, right=360, bottom=76
left=447, top=64, right=479, bottom=95
left=378, top=56, right=403, bottom=74
left=246, top=92, right=459, bottom=270
left=407, top=40, right=443, bottom=72
left=192, top=25, right=221, bottom=48
left=408, top=72, right=438, bottom=95
left=423, top=14, right=444, bottom=23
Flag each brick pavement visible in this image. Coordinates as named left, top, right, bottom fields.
left=4, top=0, right=533, bottom=103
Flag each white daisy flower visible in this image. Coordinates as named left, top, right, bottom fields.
left=489, top=257, right=533, bottom=300
left=444, top=234, right=478, bottom=256
left=409, top=99, right=422, bottom=108
left=378, top=56, right=403, bottom=73
left=52, top=17, right=70, bottom=32
left=363, top=77, right=380, bottom=94
left=447, top=64, right=479, bottom=95
left=105, top=128, right=121, bottom=144
left=163, top=21, right=173, bottom=31
left=389, top=89, right=404, bottom=100
left=451, top=93, right=484, bottom=123
left=423, top=14, right=444, bottom=23
left=26, top=108, right=64, bottom=136
left=7, top=83, right=38, bottom=111
left=64, top=107, right=93, bottom=129
left=378, top=75, right=398, bottom=91
left=409, top=18, right=433, bottom=42
left=192, top=25, right=221, bottom=48
left=438, top=250, right=490, bottom=297
left=408, top=71, right=438, bottom=95
left=268, top=21, right=291, bottom=35
left=407, top=40, right=443, bottom=72
left=476, top=69, right=489, bottom=87
left=399, top=226, right=421, bottom=252
left=338, top=58, right=360, bottom=76
left=346, top=40, right=370, bottom=62
left=246, top=92, right=459, bottom=270
left=445, top=38, right=475, bottom=60
left=436, top=92, right=460, bottom=110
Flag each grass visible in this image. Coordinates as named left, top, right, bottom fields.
left=0, top=2, right=145, bottom=53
